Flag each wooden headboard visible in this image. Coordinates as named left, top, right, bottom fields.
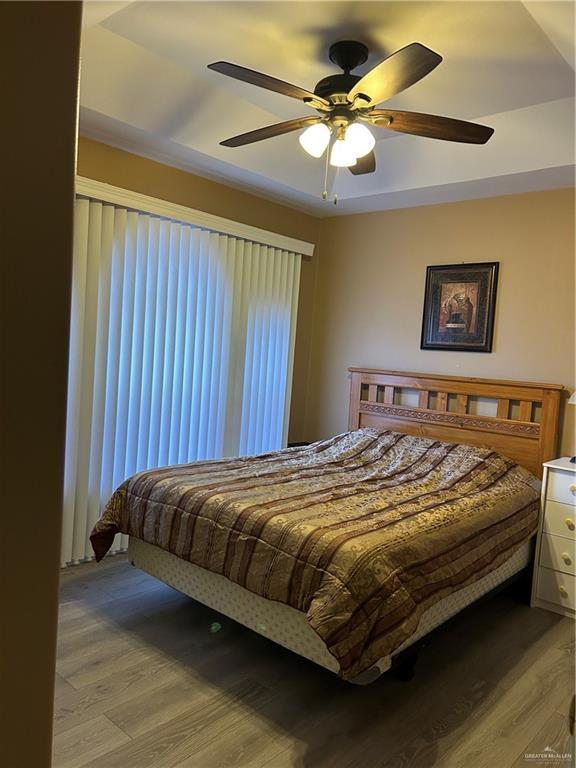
left=348, top=368, right=563, bottom=478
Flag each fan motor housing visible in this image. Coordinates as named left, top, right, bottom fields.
left=313, top=72, right=361, bottom=101
left=315, top=41, right=368, bottom=102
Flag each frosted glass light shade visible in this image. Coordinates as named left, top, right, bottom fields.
left=330, top=138, right=357, bottom=167
left=345, top=123, right=375, bottom=158
left=299, top=123, right=331, bottom=157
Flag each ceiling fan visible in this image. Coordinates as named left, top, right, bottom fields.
left=208, top=40, right=494, bottom=176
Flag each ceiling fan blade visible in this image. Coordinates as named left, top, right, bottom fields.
left=348, top=43, right=442, bottom=107
left=208, top=61, right=330, bottom=109
left=349, top=151, right=376, bottom=175
left=220, top=116, right=322, bottom=147
left=370, top=110, right=494, bottom=144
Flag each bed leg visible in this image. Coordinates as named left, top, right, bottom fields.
left=509, top=567, right=532, bottom=605
left=392, top=645, right=421, bottom=682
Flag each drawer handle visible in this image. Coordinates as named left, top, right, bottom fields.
left=570, top=484, right=576, bottom=493
left=562, top=553, right=573, bottom=565
left=559, top=585, right=569, bottom=598
left=565, top=518, right=576, bottom=531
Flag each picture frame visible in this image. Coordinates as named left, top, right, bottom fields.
left=420, top=262, right=499, bottom=352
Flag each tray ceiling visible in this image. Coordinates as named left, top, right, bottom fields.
left=80, top=1, right=575, bottom=215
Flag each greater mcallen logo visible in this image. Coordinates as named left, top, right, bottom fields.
left=524, top=745, right=572, bottom=762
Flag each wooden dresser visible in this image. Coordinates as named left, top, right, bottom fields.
left=531, top=458, right=576, bottom=619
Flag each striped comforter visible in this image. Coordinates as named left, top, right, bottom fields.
left=91, top=429, right=540, bottom=680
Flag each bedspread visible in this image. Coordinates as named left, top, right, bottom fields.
left=91, top=429, right=540, bottom=680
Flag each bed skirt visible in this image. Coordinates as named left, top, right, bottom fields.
left=128, top=535, right=533, bottom=684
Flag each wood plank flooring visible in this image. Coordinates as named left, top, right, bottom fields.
left=54, top=556, right=575, bottom=768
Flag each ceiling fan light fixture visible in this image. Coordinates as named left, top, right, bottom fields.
left=330, top=138, right=357, bottom=167
left=344, top=123, right=376, bottom=158
left=299, top=123, right=331, bottom=157
left=211, top=40, right=494, bottom=180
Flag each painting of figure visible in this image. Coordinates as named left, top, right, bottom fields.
left=438, top=282, right=478, bottom=335
left=421, top=263, right=499, bottom=352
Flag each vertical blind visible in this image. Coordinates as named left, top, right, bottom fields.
left=62, top=197, right=302, bottom=565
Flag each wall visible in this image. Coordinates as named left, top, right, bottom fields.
left=0, top=3, right=81, bottom=767
left=307, top=188, right=575, bottom=457
left=77, top=141, right=575, bottom=456
left=77, top=138, right=319, bottom=443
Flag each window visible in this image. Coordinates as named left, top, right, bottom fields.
left=62, top=190, right=307, bottom=564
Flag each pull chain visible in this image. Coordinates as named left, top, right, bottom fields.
left=321, top=144, right=339, bottom=205
left=322, top=146, right=329, bottom=200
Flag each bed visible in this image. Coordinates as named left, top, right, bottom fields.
left=91, top=369, right=562, bottom=684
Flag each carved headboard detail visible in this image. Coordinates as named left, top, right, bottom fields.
left=348, top=368, right=563, bottom=478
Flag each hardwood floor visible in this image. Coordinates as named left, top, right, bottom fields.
left=54, top=555, right=575, bottom=768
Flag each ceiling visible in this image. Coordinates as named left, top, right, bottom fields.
left=80, top=1, right=575, bottom=216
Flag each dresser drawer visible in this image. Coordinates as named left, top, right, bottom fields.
left=540, top=533, right=576, bottom=576
left=543, top=500, right=576, bottom=539
left=547, top=469, right=576, bottom=506
left=536, top=567, right=576, bottom=610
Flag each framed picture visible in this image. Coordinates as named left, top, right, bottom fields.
left=420, top=262, right=499, bottom=352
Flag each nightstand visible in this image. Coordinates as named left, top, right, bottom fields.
left=531, top=458, right=576, bottom=618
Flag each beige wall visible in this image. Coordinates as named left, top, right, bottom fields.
left=77, top=138, right=319, bottom=443
left=307, top=189, right=575, bottom=457
left=0, top=3, right=81, bottom=767
left=78, top=137, right=319, bottom=243
left=77, top=140, right=575, bottom=457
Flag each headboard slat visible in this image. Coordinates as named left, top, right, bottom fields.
left=436, top=392, right=448, bottom=412
left=456, top=394, right=468, bottom=414
left=348, top=368, right=563, bottom=478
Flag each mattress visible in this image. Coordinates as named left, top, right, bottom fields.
left=92, top=428, right=541, bottom=679
left=128, top=535, right=533, bottom=684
